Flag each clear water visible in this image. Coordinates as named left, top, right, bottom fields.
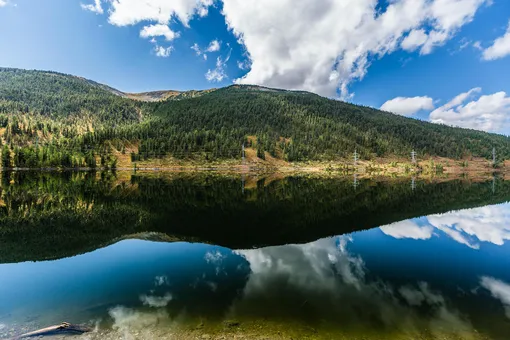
left=0, top=172, right=509, bottom=339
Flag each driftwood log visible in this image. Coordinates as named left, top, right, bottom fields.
left=7, top=322, right=92, bottom=339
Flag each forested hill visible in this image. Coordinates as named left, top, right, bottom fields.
left=0, top=67, right=145, bottom=123
left=0, top=67, right=509, bottom=168
left=150, top=85, right=510, bottom=161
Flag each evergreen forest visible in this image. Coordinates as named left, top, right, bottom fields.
left=0, top=67, right=509, bottom=168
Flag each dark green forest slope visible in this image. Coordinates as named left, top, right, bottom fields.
left=0, top=67, right=508, bottom=168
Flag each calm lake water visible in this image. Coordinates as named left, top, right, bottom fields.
left=0, top=172, right=509, bottom=339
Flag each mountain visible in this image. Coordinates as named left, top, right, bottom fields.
left=0, top=67, right=509, bottom=169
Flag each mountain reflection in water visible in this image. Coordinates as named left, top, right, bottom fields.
left=0, top=173, right=509, bottom=339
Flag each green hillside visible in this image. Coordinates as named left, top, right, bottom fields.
left=0, top=67, right=508, bottom=168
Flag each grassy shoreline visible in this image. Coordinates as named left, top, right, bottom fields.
left=1, top=155, right=507, bottom=179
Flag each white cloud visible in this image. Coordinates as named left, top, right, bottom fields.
left=154, top=45, right=173, bottom=58
left=237, top=60, right=250, bottom=70
left=480, top=276, right=510, bottom=318
left=140, top=24, right=178, bottom=41
left=107, top=0, right=213, bottom=27
left=473, top=41, right=483, bottom=50
left=222, top=0, right=489, bottom=98
left=191, top=43, right=202, bottom=56
left=429, top=88, right=510, bottom=132
left=205, top=50, right=231, bottom=82
left=483, top=21, right=510, bottom=61
left=380, top=96, right=435, bottom=116
left=0, top=0, right=7, bottom=7
left=206, top=39, right=221, bottom=52
left=86, top=0, right=213, bottom=56
left=192, top=41, right=219, bottom=60
left=81, top=0, right=103, bottom=14
left=401, top=29, right=429, bottom=52
left=380, top=220, right=435, bottom=239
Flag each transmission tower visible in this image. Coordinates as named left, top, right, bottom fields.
left=493, top=147, right=496, bottom=166
left=353, top=173, right=358, bottom=190
left=411, top=150, right=417, bottom=164
left=411, top=176, right=416, bottom=191
left=354, top=149, right=359, bottom=167
left=242, top=143, right=246, bottom=165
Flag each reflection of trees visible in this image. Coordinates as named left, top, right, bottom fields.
left=1, top=172, right=509, bottom=263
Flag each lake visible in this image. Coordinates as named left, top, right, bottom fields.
left=0, top=172, right=509, bottom=339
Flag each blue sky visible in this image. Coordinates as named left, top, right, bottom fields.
left=0, top=0, right=509, bottom=134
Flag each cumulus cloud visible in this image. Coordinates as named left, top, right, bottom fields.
left=154, top=45, right=173, bottom=58
left=380, top=96, right=435, bottom=116
left=401, top=29, right=429, bottom=52
left=140, top=24, right=178, bottom=41
left=81, top=0, right=103, bottom=14
left=380, top=220, right=435, bottom=239
left=107, top=0, right=213, bottom=27
left=83, top=0, right=488, bottom=88
left=82, top=0, right=214, bottom=56
left=429, top=88, right=510, bottom=132
left=483, top=21, right=510, bottom=61
left=480, top=276, right=510, bottom=318
left=222, top=0, right=489, bottom=98
left=206, top=39, right=221, bottom=52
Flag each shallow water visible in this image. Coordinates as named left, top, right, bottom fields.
left=0, top=172, right=509, bottom=339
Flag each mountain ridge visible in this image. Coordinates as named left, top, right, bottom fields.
left=0, top=66, right=509, bottom=169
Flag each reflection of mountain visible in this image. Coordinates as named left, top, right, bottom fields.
left=381, top=203, right=510, bottom=248
left=0, top=172, right=509, bottom=263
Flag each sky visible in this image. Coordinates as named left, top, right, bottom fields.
left=0, top=0, right=509, bottom=134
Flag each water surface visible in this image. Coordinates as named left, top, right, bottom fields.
left=0, top=172, right=509, bottom=339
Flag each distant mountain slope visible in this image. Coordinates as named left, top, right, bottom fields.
left=0, top=67, right=508, bottom=167
left=126, top=89, right=215, bottom=102
left=0, top=67, right=144, bottom=123
left=149, top=85, right=510, bottom=160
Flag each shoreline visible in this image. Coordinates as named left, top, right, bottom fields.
left=0, top=156, right=508, bottom=179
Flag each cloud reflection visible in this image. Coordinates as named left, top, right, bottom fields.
left=380, top=220, right=434, bottom=240
left=480, top=276, right=510, bottom=319
left=380, top=203, right=510, bottom=248
left=234, top=237, right=475, bottom=336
